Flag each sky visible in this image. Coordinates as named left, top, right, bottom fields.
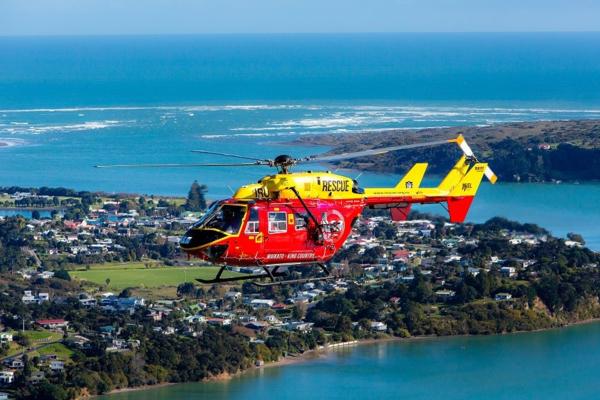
left=1, top=0, right=600, bottom=36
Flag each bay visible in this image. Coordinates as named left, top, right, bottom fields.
left=101, top=322, right=600, bottom=400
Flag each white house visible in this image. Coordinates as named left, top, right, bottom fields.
left=0, top=333, right=12, bottom=344
left=22, top=290, right=36, bottom=304
left=435, top=289, right=456, bottom=302
left=500, top=266, right=517, bottom=278
left=0, top=371, right=14, bottom=384
left=370, top=321, right=388, bottom=332
left=495, top=293, right=513, bottom=301
left=250, top=299, right=275, bottom=309
left=49, top=360, right=65, bottom=372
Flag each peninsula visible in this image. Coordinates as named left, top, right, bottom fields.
left=294, top=119, right=600, bottom=182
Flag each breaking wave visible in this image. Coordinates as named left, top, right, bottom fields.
left=0, top=120, right=123, bottom=135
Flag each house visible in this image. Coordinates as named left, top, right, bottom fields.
left=28, top=371, right=46, bottom=384
left=22, top=290, right=36, bottom=304
left=370, top=321, right=388, bottom=332
left=285, top=321, right=314, bottom=332
left=0, top=371, right=14, bottom=384
left=49, top=360, right=65, bottom=372
left=0, top=333, right=12, bottom=344
left=36, top=319, right=69, bottom=329
left=500, top=266, right=517, bottom=278
left=224, top=291, right=242, bottom=301
left=206, top=318, right=231, bottom=326
left=5, top=358, right=23, bottom=369
left=250, top=299, right=275, bottom=309
left=37, top=292, right=50, bottom=302
left=245, top=321, right=269, bottom=331
left=435, top=289, right=456, bottom=302
left=495, top=293, right=512, bottom=301
left=264, top=315, right=281, bottom=325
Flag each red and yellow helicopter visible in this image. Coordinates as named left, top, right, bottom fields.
left=97, top=134, right=496, bottom=285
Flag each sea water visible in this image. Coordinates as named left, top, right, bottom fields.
left=1, top=33, right=599, bottom=248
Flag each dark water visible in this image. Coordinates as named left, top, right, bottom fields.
left=101, top=322, right=600, bottom=400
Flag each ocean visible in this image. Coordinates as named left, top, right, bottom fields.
left=2, top=33, right=600, bottom=398
left=2, top=34, right=600, bottom=248
left=101, top=322, right=600, bottom=400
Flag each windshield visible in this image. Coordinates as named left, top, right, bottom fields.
left=195, top=204, right=247, bottom=234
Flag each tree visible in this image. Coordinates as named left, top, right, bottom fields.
left=185, top=181, right=208, bottom=211
left=54, top=269, right=71, bottom=281
left=31, top=210, right=41, bottom=219
left=567, top=232, right=585, bottom=245
left=177, top=282, right=195, bottom=297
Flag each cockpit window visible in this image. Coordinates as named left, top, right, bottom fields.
left=193, top=203, right=246, bottom=234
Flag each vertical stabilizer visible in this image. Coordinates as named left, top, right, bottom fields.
left=446, top=163, right=487, bottom=223
left=438, top=155, right=469, bottom=192
left=395, top=163, right=428, bottom=190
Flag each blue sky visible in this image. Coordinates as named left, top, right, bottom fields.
left=1, top=0, right=599, bottom=36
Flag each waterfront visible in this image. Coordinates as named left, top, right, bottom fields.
left=101, top=321, right=600, bottom=400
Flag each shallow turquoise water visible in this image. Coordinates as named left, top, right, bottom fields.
left=101, top=322, right=600, bottom=400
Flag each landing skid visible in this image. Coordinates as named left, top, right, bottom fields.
left=196, top=263, right=333, bottom=286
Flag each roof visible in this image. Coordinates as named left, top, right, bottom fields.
left=36, top=319, right=67, bottom=325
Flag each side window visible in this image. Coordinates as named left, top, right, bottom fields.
left=245, top=208, right=260, bottom=234
left=268, top=212, right=287, bottom=233
left=295, top=213, right=307, bottom=230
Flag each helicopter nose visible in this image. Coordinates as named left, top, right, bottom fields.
left=179, top=229, right=226, bottom=250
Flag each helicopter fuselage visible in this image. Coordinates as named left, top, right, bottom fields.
left=180, top=196, right=364, bottom=266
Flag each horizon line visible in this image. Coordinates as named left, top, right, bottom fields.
left=2, top=30, right=600, bottom=39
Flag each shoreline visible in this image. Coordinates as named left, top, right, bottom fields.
left=101, top=317, right=600, bottom=397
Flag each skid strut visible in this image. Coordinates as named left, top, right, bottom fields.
left=196, top=263, right=333, bottom=286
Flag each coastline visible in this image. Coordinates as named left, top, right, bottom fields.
left=101, top=318, right=600, bottom=397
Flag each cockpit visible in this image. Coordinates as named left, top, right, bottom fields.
left=192, top=201, right=247, bottom=234
left=180, top=201, right=248, bottom=252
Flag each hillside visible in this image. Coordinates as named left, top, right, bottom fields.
left=293, top=120, right=600, bottom=182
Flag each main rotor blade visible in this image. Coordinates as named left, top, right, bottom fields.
left=300, top=139, right=451, bottom=163
left=94, top=162, right=265, bottom=168
left=191, top=150, right=267, bottom=162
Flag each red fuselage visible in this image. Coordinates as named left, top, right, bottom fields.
left=179, top=198, right=364, bottom=266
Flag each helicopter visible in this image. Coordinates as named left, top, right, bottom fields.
left=96, top=134, right=496, bottom=285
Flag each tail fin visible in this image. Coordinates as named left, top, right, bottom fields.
left=396, top=163, right=427, bottom=190
left=438, top=155, right=469, bottom=192
left=446, top=163, right=487, bottom=223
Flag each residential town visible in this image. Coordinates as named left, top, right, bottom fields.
left=0, top=186, right=597, bottom=399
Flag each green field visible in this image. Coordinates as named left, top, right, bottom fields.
left=71, top=265, right=243, bottom=289
left=35, top=342, right=74, bottom=360
left=11, top=330, right=62, bottom=342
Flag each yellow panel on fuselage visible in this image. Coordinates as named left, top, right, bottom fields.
left=233, top=171, right=363, bottom=201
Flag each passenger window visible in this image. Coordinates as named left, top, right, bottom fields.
left=268, top=212, right=288, bottom=233
left=245, top=208, right=260, bottom=234
left=295, top=213, right=308, bottom=230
